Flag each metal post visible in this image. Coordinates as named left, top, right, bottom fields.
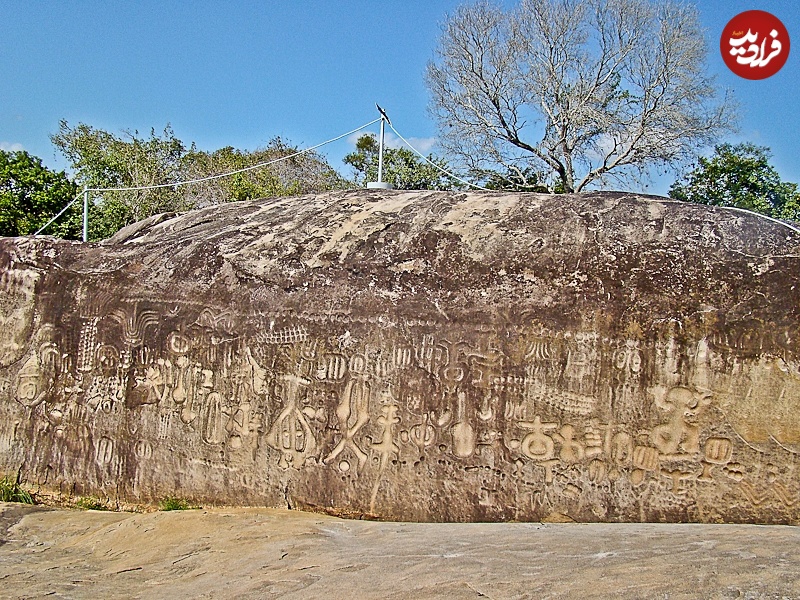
left=367, top=104, right=394, bottom=190
left=377, top=117, right=386, bottom=185
left=82, top=189, right=89, bottom=243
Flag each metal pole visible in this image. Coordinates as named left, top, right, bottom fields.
left=82, top=189, right=89, bottom=242
left=377, top=117, right=386, bottom=185
left=367, top=104, right=394, bottom=190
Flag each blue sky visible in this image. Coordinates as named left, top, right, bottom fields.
left=1, top=1, right=798, bottom=196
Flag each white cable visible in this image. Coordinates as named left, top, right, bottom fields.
left=386, top=122, right=489, bottom=190
left=33, top=192, right=83, bottom=236
left=390, top=122, right=800, bottom=236
left=88, top=117, right=382, bottom=193
left=640, top=196, right=800, bottom=236
left=716, top=205, right=800, bottom=235
left=33, top=118, right=383, bottom=236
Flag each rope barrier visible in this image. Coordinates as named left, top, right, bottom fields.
left=33, top=193, right=83, bottom=236
left=386, top=122, right=489, bottom=191
left=34, top=117, right=383, bottom=236
left=31, top=109, right=800, bottom=240
left=87, top=118, right=382, bottom=193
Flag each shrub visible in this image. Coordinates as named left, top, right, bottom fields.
left=159, top=496, right=198, bottom=511
left=75, top=496, right=109, bottom=511
left=0, top=474, right=34, bottom=504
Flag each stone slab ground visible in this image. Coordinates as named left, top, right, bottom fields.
left=1, top=502, right=798, bottom=599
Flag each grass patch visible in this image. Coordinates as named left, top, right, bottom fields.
left=0, top=474, right=35, bottom=505
left=159, top=496, right=199, bottom=511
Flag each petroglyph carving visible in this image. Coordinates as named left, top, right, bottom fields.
left=554, top=424, right=585, bottom=464
left=167, top=331, right=192, bottom=355
left=370, top=389, right=400, bottom=512
left=16, top=353, right=48, bottom=408
left=518, top=416, right=558, bottom=461
left=660, top=467, right=695, bottom=494
left=201, top=391, right=227, bottom=445
left=614, top=340, right=643, bottom=373
left=451, top=390, right=476, bottom=458
left=195, top=308, right=236, bottom=334
left=524, top=375, right=597, bottom=416
left=315, top=353, right=348, bottom=381
left=650, top=386, right=711, bottom=456
left=259, top=324, right=309, bottom=345
left=325, top=368, right=371, bottom=473
left=409, top=415, right=437, bottom=449
left=76, top=317, right=99, bottom=373
left=15, top=341, right=60, bottom=409
left=225, top=399, right=263, bottom=451
left=95, top=436, right=114, bottom=465
left=698, top=437, right=734, bottom=482
left=3, top=190, right=800, bottom=524
left=129, top=359, right=171, bottom=408
left=631, top=446, right=660, bottom=485
left=267, top=374, right=317, bottom=469
left=108, top=305, right=160, bottom=347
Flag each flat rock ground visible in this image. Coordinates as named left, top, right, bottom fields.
left=1, top=503, right=798, bottom=599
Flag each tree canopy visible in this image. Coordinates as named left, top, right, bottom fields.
left=669, top=143, right=800, bottom=221
left=344, top=134, right=458, bottom=190
left=50, top=121, right=348, bottom=240
left=427, top=0, right=737, bottom=193
left=0, top=149, right=80, bottom=238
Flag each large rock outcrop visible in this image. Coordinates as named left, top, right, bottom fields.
left=1, top=190, right=799, bottom=523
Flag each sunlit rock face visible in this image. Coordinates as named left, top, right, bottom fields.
left=1, top=189, right=799, bottom=523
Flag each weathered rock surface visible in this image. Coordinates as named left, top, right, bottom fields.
left=2, top=503, right=799, bottom=599
left=1, top=189, right=800, bottom=523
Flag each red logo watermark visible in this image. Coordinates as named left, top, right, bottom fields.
left=721, top=10, right=790, bottom=79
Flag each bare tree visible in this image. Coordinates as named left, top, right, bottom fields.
left=426, top=0, right=737, bottom=192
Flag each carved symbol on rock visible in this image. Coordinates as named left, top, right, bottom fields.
left=135, top=440, right=153, bottom=459
left=108, top=305, right=160, bottom=347
left=410, top=414, right=437, bottom=448
left=516, top=415, right=561, bottom=483
left=614, top=340, right=642, bottom=373
left=650, top=386, right=711, bottom=456
left=226, top=400, right=262, bottom=451
left=167, top=331, right=192, bottom=355
left=95, top=436, right=114, bottom=465
left=451, top=390, right=476, bottom=458
left=553, top=424, right=585, bottom=464
left=518, top=415, right=558, bottom=461
left=660, top=468, right=695, bottom=494
left=15, top=342, right=59, bottom=409
left=631, top=445, right=660, bottom=485
left=172, top=355, right=190, bottom=405
left=698, top=437, right=734, bottom=482
left=369, top=391, right=400, bottom=513
left=324, top=371, right=371, bottom=473
left=266, top=374, right=317, bottom=469
left=96, top=345, right=120, bottom=372
left=202, top=392, right=227, bottom=445
left=316, top=354, right=348, bottom=381
left=16, top=353, right=46, bottom=408
left=76, top=317, right=99, bottom=373
left=130, top=359, right=171, bottom=408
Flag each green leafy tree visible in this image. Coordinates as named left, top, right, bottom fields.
left=51, top=121, right=190, bottom=240
left=52, top=121, right=349, bottom=240
left=669, top=143, right=800, bottom=221
left=182, top=137, right=348, bottom=206
left=0, top=149, right=80, bottom=238
left=344, top=134, right=458, bottom=190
